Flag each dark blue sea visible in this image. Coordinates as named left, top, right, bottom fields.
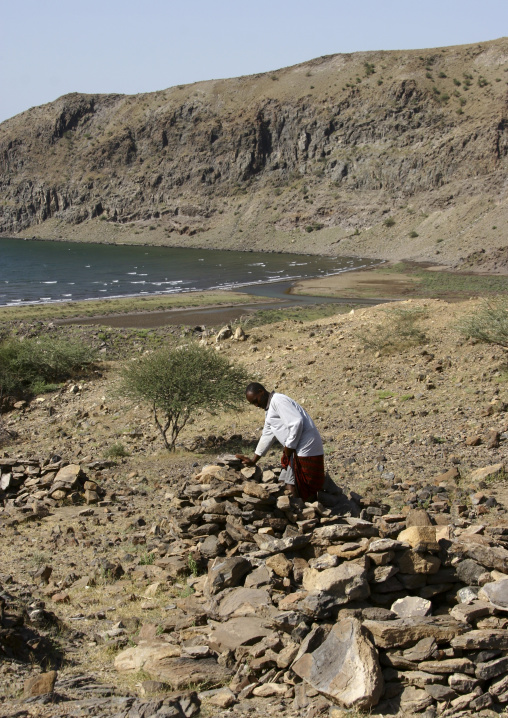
left=0, top=238, right=378, bottom=306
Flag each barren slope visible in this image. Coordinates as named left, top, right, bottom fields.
left=1, top=39, right=508, bottom=267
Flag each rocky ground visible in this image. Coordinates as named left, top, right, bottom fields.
left=1, top=296, right=508, bottom=717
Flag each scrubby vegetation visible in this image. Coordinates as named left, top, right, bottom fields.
left=458, top=297, right=508, bottom=348
left=357, top=306, right=428, bottom=354
left=0, top=334, right=97, bottom=401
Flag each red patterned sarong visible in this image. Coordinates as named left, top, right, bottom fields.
left=281, top=453, right=325, bottom=502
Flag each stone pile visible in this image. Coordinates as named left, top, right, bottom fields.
left=379, top=463, right=505, bottom=525
left=0, top=580, right=66, bottom=669
left=111, top=456, right=508, bottom=716
left=0, top=456, right=110, bottom=513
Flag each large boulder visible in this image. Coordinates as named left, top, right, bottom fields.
left=397, top=550, right=441, bottom=574
left=461, top=542, right=508, bottom=573
left=208, top=616, right=272, bottom=652
left=292, top=618, right=384, bottom=709
left=451, top=629, right=508, bottom=651
left=398, top=526, right=439, bottom=552
left=405, top=509, right=433, bottom=527
left=456, top=559, right=490, bottom=586
left=204, top=556, right=251, bottom=595
left=470, top=463, right=505, bottom=482
left=391, top=596, right=432, bottom=618
left=480, top=578, right=508, bottom=610
left=302, top=564, right=370, bottom=602
left=363, top=616, right=468, bottom=649
left=114, top=641, right=181, bottom=673
left=211, top=587, right=271, bottom=620
left=51, top=463, right=85, bottom=490
left=253, top=532, right=310, bottom=553
left=149, top=657, right=232, bottom=689
left=216, top=325, right=233, bottom=342
left=23, top=671, right=57, bottom=698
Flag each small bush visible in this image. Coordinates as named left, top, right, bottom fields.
left=383, top=217, right=396, bottom=227
left=0, top=335, right=96, bottom=401
left=409, top=230, right=419, bottom=238
left=357, top=306, right=428, bottom=354
left=457, top=298, right=508, bottom=348
left=305, top=223, right=324, bottom=233
left=104, top=442, right=130, bottom=458
left=188, top=553, right=200, bottom=577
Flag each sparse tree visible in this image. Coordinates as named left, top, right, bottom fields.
left=458, top=298, right=508, bottom=349
left=120, top=344, right=249, bottom=451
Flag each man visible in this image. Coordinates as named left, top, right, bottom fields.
left=236, top=382, right=325, bottom=501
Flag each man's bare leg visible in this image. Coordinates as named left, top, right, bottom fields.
left=286, top=484, right=298, bottom=497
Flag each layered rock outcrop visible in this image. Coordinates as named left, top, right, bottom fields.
left=1, top=39, right=507, bottom=263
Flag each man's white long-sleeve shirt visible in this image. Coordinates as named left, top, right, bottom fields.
left=255, top=393, right=324, bottom=458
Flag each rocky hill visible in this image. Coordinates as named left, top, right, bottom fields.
left=1, top=38, right=508, bottom=267
left=1, top=298, right=508, bottom=717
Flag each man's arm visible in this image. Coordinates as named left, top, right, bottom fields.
left=276, top=395, right=304, bottom=449
left=237, top=412, right=275, bottom=466
left=255, top=422, right=276, bottom=457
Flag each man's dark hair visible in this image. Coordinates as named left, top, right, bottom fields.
left=246, top=382, right=266, bottom=395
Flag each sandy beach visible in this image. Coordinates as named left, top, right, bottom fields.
left=290, top=269, right=420, bottom=299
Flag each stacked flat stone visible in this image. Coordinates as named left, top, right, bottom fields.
left=0, top=456, right=109, bottom=511
left=111, top=456, right=508, bottom=715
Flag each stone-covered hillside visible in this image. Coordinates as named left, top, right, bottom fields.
left=2, top=298, right=508, bottom=717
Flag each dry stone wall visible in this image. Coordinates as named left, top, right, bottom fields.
left=110, top=455, right=508, bottom=716
left=4, top=452, right=508, bottom=715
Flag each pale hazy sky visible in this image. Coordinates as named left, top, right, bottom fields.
left=1, top=0, right=507, bottom=124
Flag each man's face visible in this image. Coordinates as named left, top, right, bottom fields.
left=247, top=389, right=266, bottom=408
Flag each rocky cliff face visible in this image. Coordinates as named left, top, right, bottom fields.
left=1, top=39, right=508, bottom=264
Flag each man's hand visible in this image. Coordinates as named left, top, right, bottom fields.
left=236, top=453, right=258, bottom=467
left=283, top=446, right=296, bottom=459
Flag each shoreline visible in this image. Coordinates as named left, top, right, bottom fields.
left=2, top=259, right=507, bottom=329
left=54, top=298, right=287, bottom=328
